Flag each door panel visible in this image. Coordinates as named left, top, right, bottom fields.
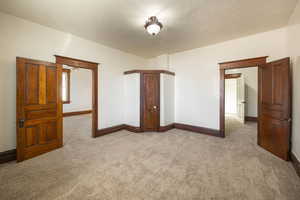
left=142, top=73, right=160, bottom=131
left=258, top=58, right=291, bottom=161
left=17, top=57, right=63, bottom=162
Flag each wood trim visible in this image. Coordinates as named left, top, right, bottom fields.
left=174, top=123, right=221, bottom=137
left=245, top=116, right=258, bottom=122
left=220, top=69, right=225, bottom=137
left=159, top=124, right=174, bottom=132
left=124, top=125, right=143, bottom=133
left=55, top=55, right=99, bottom=70
left=96, top=125, right=124, bottom=137
left=124, top=69, right=175, bottom=76
left=291, top=152, right=300, bottom=178
left=96, top=124, right=142, bottom=136
left=140, top=73, right=144, bottom=130
left=62, top=69, right=71, bottom=104
left=225, top=73, right=241, bottom=79
left=0, top=149, right=16, bottom=164
left=95, top=123, right=223, bottom=138
left=219, top=56, right=268, bottom=70
left=63, top=110, right=92, bottom=117
left=55, top=55, right=99, bottom=138
left=219, top=56, right=267, bottom=138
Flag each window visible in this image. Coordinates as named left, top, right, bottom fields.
left=62, top=69, right=70, bottom=104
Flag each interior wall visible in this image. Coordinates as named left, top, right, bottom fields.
left=148, top=28, right=287, bottom=129
left=63, top=68, right=92, bottom=113
left=287, top=1, right=300, bottom=160
left=123, top=73, right=140, bottom=127
left=226, top=67, right=258, bottom=117
left=225, top=79, right=237, bottom=114
left=0, top=12, right=146, bottom=152
left=147, top=54, right=170, bottom=70
left=160, top=74, right=175, bottom=126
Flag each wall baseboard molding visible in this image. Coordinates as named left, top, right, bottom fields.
left=63, top=110, right=92, bottom=117
left=174, top=123, right=221, bottom=137
left=291, top=152, right=300, bottom=178
left=96, top=124, right=125, bottom=137
left=159, top=124, right=175, bottom=132
left=0, top=149, right=16, bottom=164
left=96, top=123, right=222, bottom=137
left=124, top=125, right=143, bottom=133
left=245, top=116, right=258, bottom=122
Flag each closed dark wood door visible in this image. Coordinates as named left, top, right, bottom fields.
left=17, top=57, right=63, bottom=162
left=258, top=58, right=291, bottom=161
left=142, top=73, right=160, bottom=131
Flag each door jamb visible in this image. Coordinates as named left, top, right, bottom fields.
left=219, top=56, right=268, bottom=137
left=54, top=55, right=99, bottom=138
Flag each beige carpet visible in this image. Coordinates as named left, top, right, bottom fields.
left=0, top=115, right=299, bottom=200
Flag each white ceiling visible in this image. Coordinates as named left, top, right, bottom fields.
left=0, top=0, right=298, bottom=58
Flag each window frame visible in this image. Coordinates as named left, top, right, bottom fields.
left=62, top=68, right=71, bottom=104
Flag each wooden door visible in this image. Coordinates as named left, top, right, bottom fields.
left=142, top=73, right=160, bottom=131
left=237, top=76, right=245, bottom=123
left=258, top=58, right=291, bottom=161
left=16, top=57, right=63, bottom=162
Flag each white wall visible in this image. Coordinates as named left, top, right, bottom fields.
left=160, top=74, right=175, bottom=126
left=225, top=79, right=237, bottom=114
left=123, top=73, right=140, bottom=127
left=0, top=12, right=146, bottom=152
left=63, top=68, right=92, bottom=113
left=287, top=1, right=300, bottom=160
left=154, top=28, right=287, bottom=129
left=147, top=54, right=170, bottom=70
left=227, top=67, right=258, bottom=117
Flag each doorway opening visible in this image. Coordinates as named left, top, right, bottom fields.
left=224, top=68, right=258, bottom=139
left=55, top=55, right=99, bottom=138
left=62, top=66, right=93, bottom=142
left=219, top=56, right=292, bottom=161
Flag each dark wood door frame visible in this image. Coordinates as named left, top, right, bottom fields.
left=219, top=56, right=268, bottom=137
left=54, top=55, right=99, bottom=138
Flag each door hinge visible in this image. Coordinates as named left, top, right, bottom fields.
left=19, top=119, right=25, bottom=128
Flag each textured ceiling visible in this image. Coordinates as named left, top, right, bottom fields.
left=0, top=0, right=298, bottom=58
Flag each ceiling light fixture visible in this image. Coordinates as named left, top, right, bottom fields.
left=144, top=16, right=163, bottom=36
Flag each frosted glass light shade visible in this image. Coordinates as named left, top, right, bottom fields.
left=147, top=24, right=161, bottom=35
left=144, top=16, right=163, bottom=36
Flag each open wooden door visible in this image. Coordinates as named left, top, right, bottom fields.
left=16, top=57, right=63, bottom=162
left=258, top=58, right=291, bottom=161
left=141, top=73, right=160, bottom=132
left=237, top=75, right=246, bottom=123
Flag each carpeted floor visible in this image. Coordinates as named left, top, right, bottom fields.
left=0, top=115, right=299, bottom=200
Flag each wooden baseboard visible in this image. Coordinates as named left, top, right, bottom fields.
left=174, top=123, right=221, bottom=137
left=291, top=152, right=300, bottom=178
left=63, top=110, right=92, bottom=117
left=0, top=149, right=16, bottom=164
left=245, top=116, right=258, bottom=122
left=96, top=123, right=222, bottom=138
left=96, top=124, right=125, bottom=137
left=159, top=124, right=175, bottom=132
left=124, top=125, right=143, bottom=133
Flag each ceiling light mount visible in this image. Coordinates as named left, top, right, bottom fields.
left=144, top=16, right=163, bottom=36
